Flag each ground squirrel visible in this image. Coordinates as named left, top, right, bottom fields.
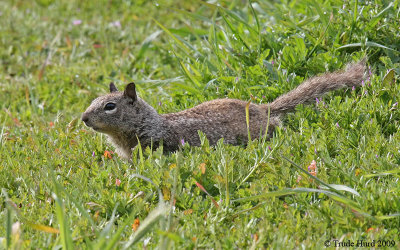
left=82, top=60, right=366, bottom=159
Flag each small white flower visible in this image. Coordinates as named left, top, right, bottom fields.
left=72, top=19, right=82, bottom=25
left=110, top=20, right=121, bottom=28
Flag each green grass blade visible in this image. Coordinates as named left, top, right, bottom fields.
left=0, top=115, right=6, bottom=146
left=262, top=105, right=271, bottom=144
left=103, top=210, right=138, bottom=250
left=94, top=203, right=119, bottom=249
left=136, top=77, right=184, bottom=89
left=136, top=136, right=145, bottom=170
left=5, top=200, right=12, bottom=248
left=170, top=82, right=201, bottom=95
left=306, top=19, right=331, bottom=60
left=297, top=15, right=320, bottom=27
left=123, top=202, right=167, bottom=248
left=337, top=42, right=399, bottom=53
left=3, top=189, right=60, bottom=235
left=59, top=188, right=96, bottom=230
left=53, top=194, right=74, bottom=249
left=233, top=188, right=373, bottom=219
left=51, top=170, right=74, bottom=249
left=178, top=59, right=201, bottom=88
left=320, top=184, right=360, bottom=197
left=237, top=142, right=278, bottom=189
left=130, top=174, right=163, bottom=203
left=282, top=155, right=334, bottom=190
left=375, top=213, right=400, bottom=220
left=221, top=14, right=250, bottom=51
left=220, top=7, right=257, bottom=34
left=152, top=18, right=196, bottom=62
left=174, top=9, right=213, bottom=24
left=233, top=188, right=301, bottom=202
left=363, top=168, right=400, bottom=178
left=225, top=161, right=230, bottom=208
left=283, top=156, right=361, bottom=196
left=136, top=30, right=163, bottom=61
left=353, top=0, right=358, bottom=24
left=249, top=0, right=261, bottom=54
left=157, top=230, right=184, bottom=243
left=368, top=2, right=394, bottom=29
left=245, top=101, right=251, bottom=142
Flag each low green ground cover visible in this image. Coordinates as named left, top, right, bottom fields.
left=1, top=0, right=399, bottom=248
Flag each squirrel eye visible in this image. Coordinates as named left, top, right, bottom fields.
left=104, top=103, right=116, bottom=111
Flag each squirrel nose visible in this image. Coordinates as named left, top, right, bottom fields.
left=81, top=113, right=89, bottom=124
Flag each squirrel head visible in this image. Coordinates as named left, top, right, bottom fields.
left=81, top=82, right=160, bottom=136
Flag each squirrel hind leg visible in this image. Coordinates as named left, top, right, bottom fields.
left=263, top=115, right=282, bottom=138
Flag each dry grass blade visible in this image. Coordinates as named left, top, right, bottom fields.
left=195, top=182, right=220, bottom=208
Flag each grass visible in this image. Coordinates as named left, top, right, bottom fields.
left=1, top=0, right=400, bottom=248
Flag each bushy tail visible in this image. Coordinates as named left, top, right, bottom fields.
left=269, top=59, right=367, bottom=114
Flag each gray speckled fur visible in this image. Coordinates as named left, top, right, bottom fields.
left=82, top=61, right=366, bottom=159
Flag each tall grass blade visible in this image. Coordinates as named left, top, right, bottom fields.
left=58, top=188, right=96, bottom=230
left=94, top=203, right=119, bottom=249
left=136, top=76, right=184, bottom=88
left=285, top=156, right=361, bottom=196
left=103, top=209, right=138, bottom=250
left=220, top=7, right=257, bottom=34
left=249, top=0, right=261, bottom=54
left=5, top=200, right=12, bottom=248
left=245, top=101, right=251, bottom=143
left=178, top=59, right=201, bottom=88
left=170, top=82, right=201, bottom=95
left=375, top=213, right=400, bottom=220
left=53, top=192, right=73, bottom=249
left=320, top=184, right=360, bottom=197
left=337, top=42, right=399, bottom=53
left=130, top=174, right=163, bottom=203
left=152, top=18, right=196, bottom=62
left=368, top=2, right=393, bottom=29
left=3, top=189, right=60, bottom=235
left=136, top=30, right=163, bottom=61
left=136, top=136, right=145, bottom=171
left=174, top=9, right=213, bottom=24
left=353, top=0, right=359, bottom=24
left=306, top=20, right=331, bottom=60
left=221, top=14, right=250, bottom=51
left=225, top=161, right=230, bottom=208
left=282, top=155, right=336, bottom=190
left=262, top=104, right=271, bottom=144
left=237, top=142, right=278, bottom=189
left=195, top=182, right=220, bottom=208
left=123, top=201, right=167, bottom=248
left=118, top=174, right=167, bottom=248
left=0, top=116, right=6, bottom=146
left=233, top=188, right=373, bottom=219
left=363, top=168, right=400, bottom=178
left=50, top=169, right=74, bottom=249
left=208, top=11, right=224, bottom=68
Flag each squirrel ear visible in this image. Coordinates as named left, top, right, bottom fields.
left=124, top=82, right=137, bottom=102
left=110, top=83, right=118, bottom=93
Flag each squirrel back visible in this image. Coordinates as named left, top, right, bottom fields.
left=82, top=60, right=366, bottom=158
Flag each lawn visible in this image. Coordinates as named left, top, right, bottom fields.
left=1, top=0, right=399, bottom=248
